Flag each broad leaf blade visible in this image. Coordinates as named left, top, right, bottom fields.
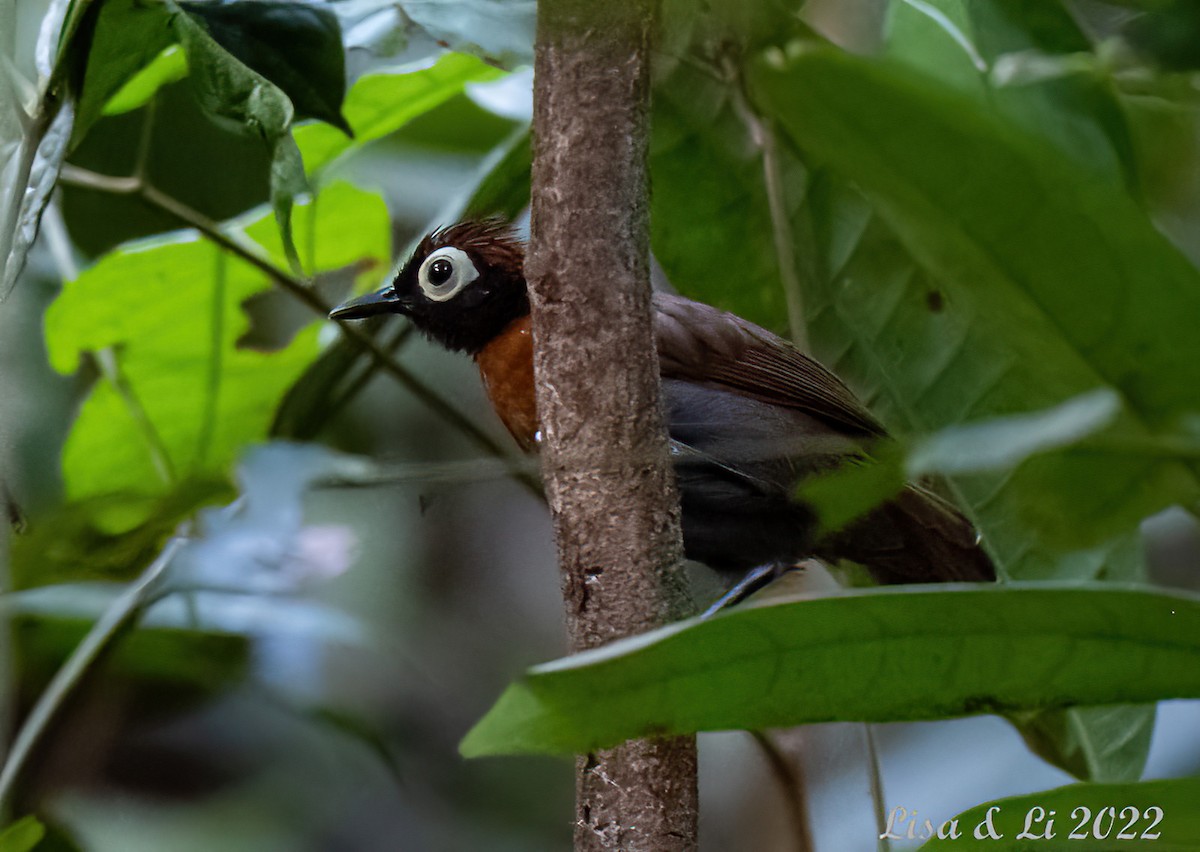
left=461, top=584, right=1200, bottom=758
left=44, top=182, right=388, bottom=505
left=180, top=0, right=351, bottom=135
left=750, top=48, right=1200, bottom=554
left=295, top=51, right=504, bottom=175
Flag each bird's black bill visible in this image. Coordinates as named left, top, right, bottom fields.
left=329, top=287, right=406, bottom=320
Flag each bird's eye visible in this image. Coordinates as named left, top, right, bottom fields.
left=418, top=247, right=479, bottom=302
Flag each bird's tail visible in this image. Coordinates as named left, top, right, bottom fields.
left=818, top=484, right=996, bottom=584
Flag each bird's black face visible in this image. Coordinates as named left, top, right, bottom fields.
left=329, top=220, right=529, bottom=355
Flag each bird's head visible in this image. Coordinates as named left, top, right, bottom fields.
left=329, top=220, right=528, bottom=354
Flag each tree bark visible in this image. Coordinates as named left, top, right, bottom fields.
left=527, top=1, right=699, bottom=850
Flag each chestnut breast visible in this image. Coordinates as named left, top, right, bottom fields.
left=475, top=315, right=539, bottom=452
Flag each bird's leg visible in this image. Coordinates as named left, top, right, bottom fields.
left=700, top=562, right=795, bottom=619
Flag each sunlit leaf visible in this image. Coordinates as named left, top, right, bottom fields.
left=295, top=51, right=504, bottom=175
left=102, top=45, right=189, bottom=117
left=44, top=182, right=389, bottom=507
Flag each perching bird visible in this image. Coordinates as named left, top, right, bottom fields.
left=330, top=221, right=994, bottom=608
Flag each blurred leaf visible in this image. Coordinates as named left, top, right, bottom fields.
left=169, top=0, right=307, bottom=269
left=1013, top=704, right=1156, bottom=784
left=401, top=0, right=535, bottom=68
left=1122, top=0, right=1200, bottom=71
left=0, top=816, right=45, bottom=852
left=11, top=479, right=231, bottom=589
left=102, top=46, right=189, bottom=117
left=14, top=614, right=250, bottom=694
left=180, top=0, right=351, bottom=134
left=0, top=99, right=74, bottom=299
left=295, top=51, right=504, bottom=175
left=44, top=182, right=388, bottom=509
left=751, top=48, right=1200, bottom=553
left=906, top=389, right=1121, bottom=476
left=886, top=0, right=1139, bottom=190
left=167, top=444, right=366, bottom=595
left=71, top=0, right=174, bottom=145
left=798, top=443, right=907, bottom=535
left=918, top=776, right=1200, bottom=850
left=461, top=584, right=1200, bottom=758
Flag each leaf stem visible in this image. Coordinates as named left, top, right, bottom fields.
left=728, top=62, right=809, bottom=351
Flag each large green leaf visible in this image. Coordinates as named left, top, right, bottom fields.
left=918, top=776, right=1200, bottom=850
left=461, top=584, right=1200, bottom=757
left=649, top=59, right=794, bottom=334
left=44, top=182, right=388, bottom=505
left=180, top=0, right=351, bottom=135
left=750, top=47, right=1200, bottom=556
left=885, top=0, right=1140, bottom=191
left=294, top=51, right=504, bottom=175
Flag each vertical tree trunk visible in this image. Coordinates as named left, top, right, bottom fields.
left=526, top=1, right=699, bottom=850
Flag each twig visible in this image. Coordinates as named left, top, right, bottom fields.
left=727, top=59, right=809, bottom=352
left=750, top=730, right=814, bottom=852
left=57, top=165, right=542, bottom=498
left=0, top=535, right=186, bottom=812
left=864, top=723, right=892, bottom=852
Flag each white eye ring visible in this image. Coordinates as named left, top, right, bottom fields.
left=418, top=247, right=479, bottom=302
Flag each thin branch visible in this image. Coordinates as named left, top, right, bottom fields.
left=57, top=165, right=542, bottom=497
left=727, top=61, right=809, bottom=352
left=864, top=723, right=892, bottom=852
left=750, top=731, right=814, bottom=852
left=0, top=535, right=186, bottom=812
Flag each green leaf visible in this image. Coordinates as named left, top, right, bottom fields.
left=180, top=0, right=351, bottom=135
left=886, top=0, right=1139, bottom=190
left=649, top=60, right=792, bottom=333
left=1123, top=0, right=1200, bottom=71
left=1012, top=704, right=1156, bottom=785
left=44, top=182, right=388, bottom=506
left=918, top=776, right=1200, bottom=850
left=102, top=45, right=189, bottom=117
left=906, top=389, right=1121, bottom=476
left=461, top=584, right=1200, bottom=757
left=294, top=51, right=505, bottom=175
left=749, top=47, right=1200, bottom=553
left=71, top=0, right=174, bottom=145
left=169, top=1, right=308, bottom=269
left=0, top=816, right=45, bottom=852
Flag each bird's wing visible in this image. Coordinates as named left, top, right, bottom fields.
left=652, top=292, right=886, bottom=439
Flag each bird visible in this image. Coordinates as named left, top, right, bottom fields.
left=330, top=220, right=995, bottom=611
